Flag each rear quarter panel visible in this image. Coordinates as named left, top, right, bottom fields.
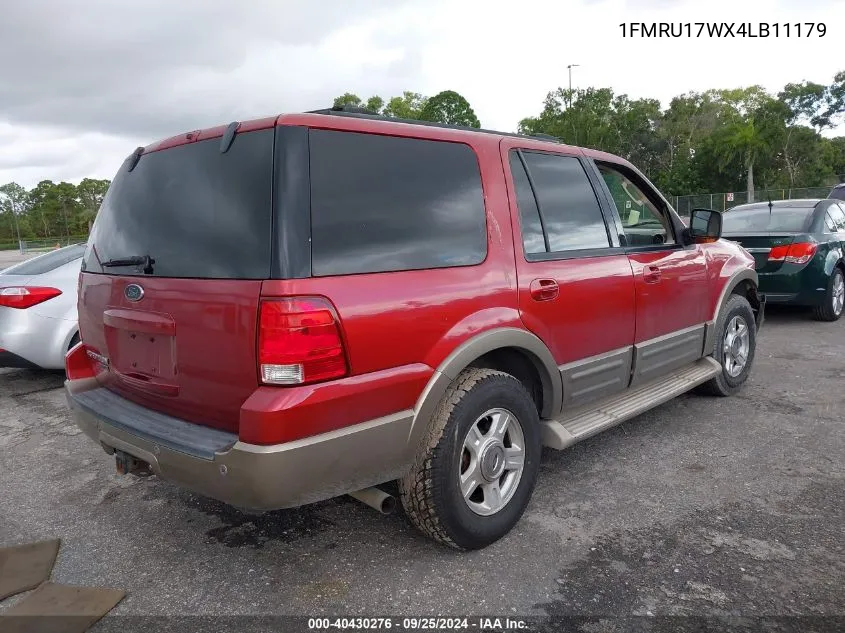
left=256, top=133, right=521, bottom=435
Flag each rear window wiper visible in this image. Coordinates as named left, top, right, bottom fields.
left=101, top=254, right=155, bottom=274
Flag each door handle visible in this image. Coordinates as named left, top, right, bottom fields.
left=530, top=278, right=559, bottom=301
left=643, top=265, right=661, bottom=284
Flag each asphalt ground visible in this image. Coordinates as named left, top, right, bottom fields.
left=0, top=306, right=842, bottom=632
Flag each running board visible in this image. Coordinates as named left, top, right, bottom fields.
left=542, top=356, right=721, bottom=450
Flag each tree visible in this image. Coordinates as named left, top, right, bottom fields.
left=418, top=90, right=481, bottom=127
left=382, top=92, right=427, bottom=119
left=365, top=96, right=385, bottom=114
left=824, top=71, right=845, bottom=128
left=709, top=88, right=782, bottom=200
left=77, top=178, right=110, bottom=232
left=779, top=81, right=829, bottom=129
left=0, top=182, right=27, bottom=244
left=519, top=87, right=618, bottom=150
left=333, top=93, right=362, bottom=108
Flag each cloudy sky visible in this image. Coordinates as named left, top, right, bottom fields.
left=1, top=0, right=842, bottom=188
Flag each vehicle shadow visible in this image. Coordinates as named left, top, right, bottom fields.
left=0, top=367, right=65, bottom=395
left=761, top=304, right=841, bottom=327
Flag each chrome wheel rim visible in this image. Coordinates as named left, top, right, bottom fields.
left=723, top=315, right=750, bottom=378
left=832, top=272, right=844, bottom=316
left=459, top=408, right=525, bottom=516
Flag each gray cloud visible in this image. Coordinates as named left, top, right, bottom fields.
left=0, top=0, right=416, bottom=138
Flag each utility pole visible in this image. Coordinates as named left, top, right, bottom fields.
left=567, top=64, right=580, bottom=108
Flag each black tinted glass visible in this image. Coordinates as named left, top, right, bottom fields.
left=829, top=186, right=845, bottom=201
left=82, top=130, right=273, bottom=278
left=2, top=243, right=85, bottom=276
left=508, top=152, right=546, bottom=255
left=309, top=130, right=487, bottom=276
left=522, top=153, right=610, bottom=252
left=722, top=206, right=816, bottom=233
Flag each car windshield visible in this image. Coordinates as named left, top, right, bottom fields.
left=1, top=243, right=86, bottom=276
left=722, top=205, right=816, bottom=233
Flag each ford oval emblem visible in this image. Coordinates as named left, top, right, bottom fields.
left=124, top=283, right=144, bottom=302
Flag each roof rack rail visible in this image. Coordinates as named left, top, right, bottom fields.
left=530, top=133, right=560, bottom=142
left=304, top=107, right=566, bottom=143
left=307, top=105, right=379, bottom=116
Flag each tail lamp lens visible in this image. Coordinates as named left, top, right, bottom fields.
left=65, top=342, right=96, bottom=380
left=768, top=242, right=817, bottom=265
left=0, top=286, right=62, bottom=309
left=258, top=297, right=347, bottom=385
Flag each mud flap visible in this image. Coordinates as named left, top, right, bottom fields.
left=755, top=293, right=766, bottom=330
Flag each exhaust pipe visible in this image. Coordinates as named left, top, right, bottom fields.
left=349, top=487, right=396, bottom=515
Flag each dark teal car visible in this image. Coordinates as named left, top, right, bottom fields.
left=722, top=199, right=845, bottom=321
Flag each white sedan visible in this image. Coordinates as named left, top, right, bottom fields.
left=0, top=244, right=85, bottom=370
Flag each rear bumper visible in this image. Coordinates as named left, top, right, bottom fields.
left=65, top=379, right=415, bottom=510
left=758, top=269, right=827, bottom=307
left=0, top=306, right=76, bottom=369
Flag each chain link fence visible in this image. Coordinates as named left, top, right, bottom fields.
left=15, top=236, right=87, bottom=254
left=671, top=186, right=834, bottom=217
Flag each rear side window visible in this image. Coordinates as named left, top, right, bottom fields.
left=309, top=130, right=487, bottom=276
left=82, top=130, right=274, bottom=279
left=829, top=203, right=845, bottom=231
left=2, top=243, right=85, bottom=276
left=519, top=152, right=610, bottom=253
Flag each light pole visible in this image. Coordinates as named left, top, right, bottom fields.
left=567, top=64, right=579, bottom=108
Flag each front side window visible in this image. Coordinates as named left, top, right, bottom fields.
left=309, top=130, right=487, bottom=276
left=519, top=152, right=610, bottom=253
left=598, top=164, right=675, bottom=247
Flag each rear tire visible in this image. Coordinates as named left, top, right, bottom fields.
left=812, top=268, right=844, bottom=322
left=698, top=294, right=757, bottom=397
left=399, top=368, right=541, bottom=550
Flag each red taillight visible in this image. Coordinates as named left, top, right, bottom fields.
left=258, top=297, right=348, bottom=385
left=768, top=242, right=817, bottom=265
left=0, top=286, right=62, bottom=309
left=65, top=342, right=96, bottom=380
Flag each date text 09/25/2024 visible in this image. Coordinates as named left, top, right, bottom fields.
left=620, top=22, right=826, bottom=38
left=307, top=617, right=528, bottom=631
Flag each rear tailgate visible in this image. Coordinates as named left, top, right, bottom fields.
left=78, top=126, right=275, bottom=433
left=79, top=275, right=262, bottom=432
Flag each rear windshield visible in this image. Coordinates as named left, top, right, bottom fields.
left=82, top=130, right=273, bottom=279
left=2, top=243, right=86, bottom=276
left=722, top=206, right=816, bottom=233
left=829, top=187, right=845, bottom=201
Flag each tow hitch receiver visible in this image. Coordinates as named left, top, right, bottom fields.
left=114, top=450, right=153, bottom=477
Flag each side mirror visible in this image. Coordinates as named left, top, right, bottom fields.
left=686, top=208, right=722, bottom=244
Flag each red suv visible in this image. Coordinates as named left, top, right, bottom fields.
left=65, top=108, right=764, bottom=550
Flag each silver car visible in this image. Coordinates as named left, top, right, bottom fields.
left=0, top=244, right=85, bottom=370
